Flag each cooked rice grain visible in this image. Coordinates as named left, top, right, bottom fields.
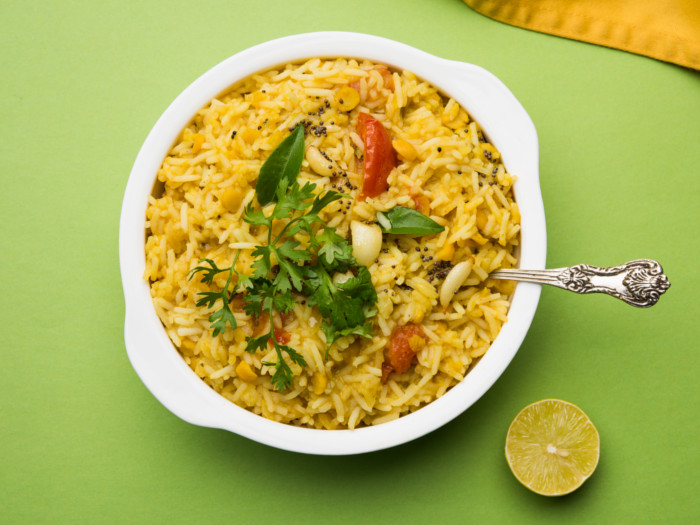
left=144, top=58, right=520, bottom=429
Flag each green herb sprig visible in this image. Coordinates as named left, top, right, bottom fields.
left=376, top=206, right=445, bottom=235
left=187, top=252, right=249, bottom=337
left=189, top=125, right=378, bottom=391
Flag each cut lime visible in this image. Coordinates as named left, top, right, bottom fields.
left=505, top=399, right=600, bottom=496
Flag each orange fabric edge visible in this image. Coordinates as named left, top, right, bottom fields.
left=464, top=0, right=700, bottom=70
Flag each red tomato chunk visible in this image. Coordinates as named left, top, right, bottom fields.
left=274, top=328, right=290, bottom=345
left=384, top=325, right=427, bottom=381
left=357, top=113, right=396, bottom=199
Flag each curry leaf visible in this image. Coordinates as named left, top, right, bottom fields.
left=255, top=124, right=305, bottom=206
left=377, top=206, right=445, bottom=235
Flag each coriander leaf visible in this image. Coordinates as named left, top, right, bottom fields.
left=272, top=266, right=293, bottom=294
left=242, top=277, right=272, bottom=317
left=271, top=181, right=316, bottom=221
left=271, top=291, right=295, bottom=314
left=377, top=206, right=445, bottom=235
left=322, top=322, right=374, bottom=351
left=362, top=305, right=378, bottom=318
left=276, top=239, right=311, bottom=264
left=255, top=124, right=305, bottom=206
left=195, top=291, right=225, bottom=309
left=188, top=255, right=243, bottom=336
left=267, top=354, right=294, bottom=391
left=250, top=245, right=273, bottom=279
left=280, top=188, right=343, bottom=239
left=285, top=212, right=324, bottom=238
left=246, top=332, right=271, bottom=354
left=242, top=203, right=270, bottom=227
left=236, top=273, right=252, bottom=291
left=334, top=293, right=367, bottom=328
left=337, top=266, right=377, bottom=305
left=288, top=190, right=343, bottom=238
left=266, top=345, right=307, bottom=391
left=274, top=239, right=311, bottom=293
left=209, top=305, right=236, bottom=337
left=188, top=258, right=226, bottom=284
left=275, top=258, right=306, bottom=293
left=304, top=263, right=377, bottom=356
left=281, top=345, right=306, bottom=367
left=306, top=267, right=370, bottom=331
left=315, top=228, right=354, bottom=268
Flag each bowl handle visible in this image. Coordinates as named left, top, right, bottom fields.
left=124, top=306, right=225, bottom=428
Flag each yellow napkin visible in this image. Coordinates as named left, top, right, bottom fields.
left=463, top=0, right=700, bottom=70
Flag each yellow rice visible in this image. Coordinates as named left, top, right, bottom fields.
left=144, top=58, right=520, bottom=429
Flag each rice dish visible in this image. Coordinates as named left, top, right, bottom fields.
left=143, top=57, right=520, bottom=429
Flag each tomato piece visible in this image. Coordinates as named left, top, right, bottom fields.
left=273, top=328, right=290, bottom=345
left=381, top=362, right=394, bottom=384
left=357, top=113, right=396, bottom=199
left=373, top=66, right=394, bottom=90
left=386, top=324, right=426, bottom=374
left=411, top=191, right=430, bottom=215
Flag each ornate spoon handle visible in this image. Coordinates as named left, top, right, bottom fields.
left=490, top=259, right=670, bottom=307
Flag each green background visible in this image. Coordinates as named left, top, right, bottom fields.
left=2, top=1, right=698, bottom=523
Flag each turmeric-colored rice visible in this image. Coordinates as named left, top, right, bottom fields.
left=144, top=58, right=520, bottom=429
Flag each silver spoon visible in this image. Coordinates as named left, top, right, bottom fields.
left=490, top=259, right=670, bottom=307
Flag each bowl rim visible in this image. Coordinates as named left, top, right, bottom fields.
left=119, top=31, right=546, bottom=455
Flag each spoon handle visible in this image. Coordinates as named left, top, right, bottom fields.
left=490, top=259, right=670, bottom=307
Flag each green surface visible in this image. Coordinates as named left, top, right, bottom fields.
left=1, top=1, right=698, bottom=523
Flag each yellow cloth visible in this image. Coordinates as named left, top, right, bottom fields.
left=463, top=0, right=700, bottom=70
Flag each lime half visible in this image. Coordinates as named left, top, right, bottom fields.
left=505, top=399, right=600, bottom=496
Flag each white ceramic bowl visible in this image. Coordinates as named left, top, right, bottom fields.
left=119, top=31, right=546, bottom=455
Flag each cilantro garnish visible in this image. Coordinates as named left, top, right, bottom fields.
left=187, top=252, right=249, bottom=337
left=189, top=126, right=378, bottom=391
